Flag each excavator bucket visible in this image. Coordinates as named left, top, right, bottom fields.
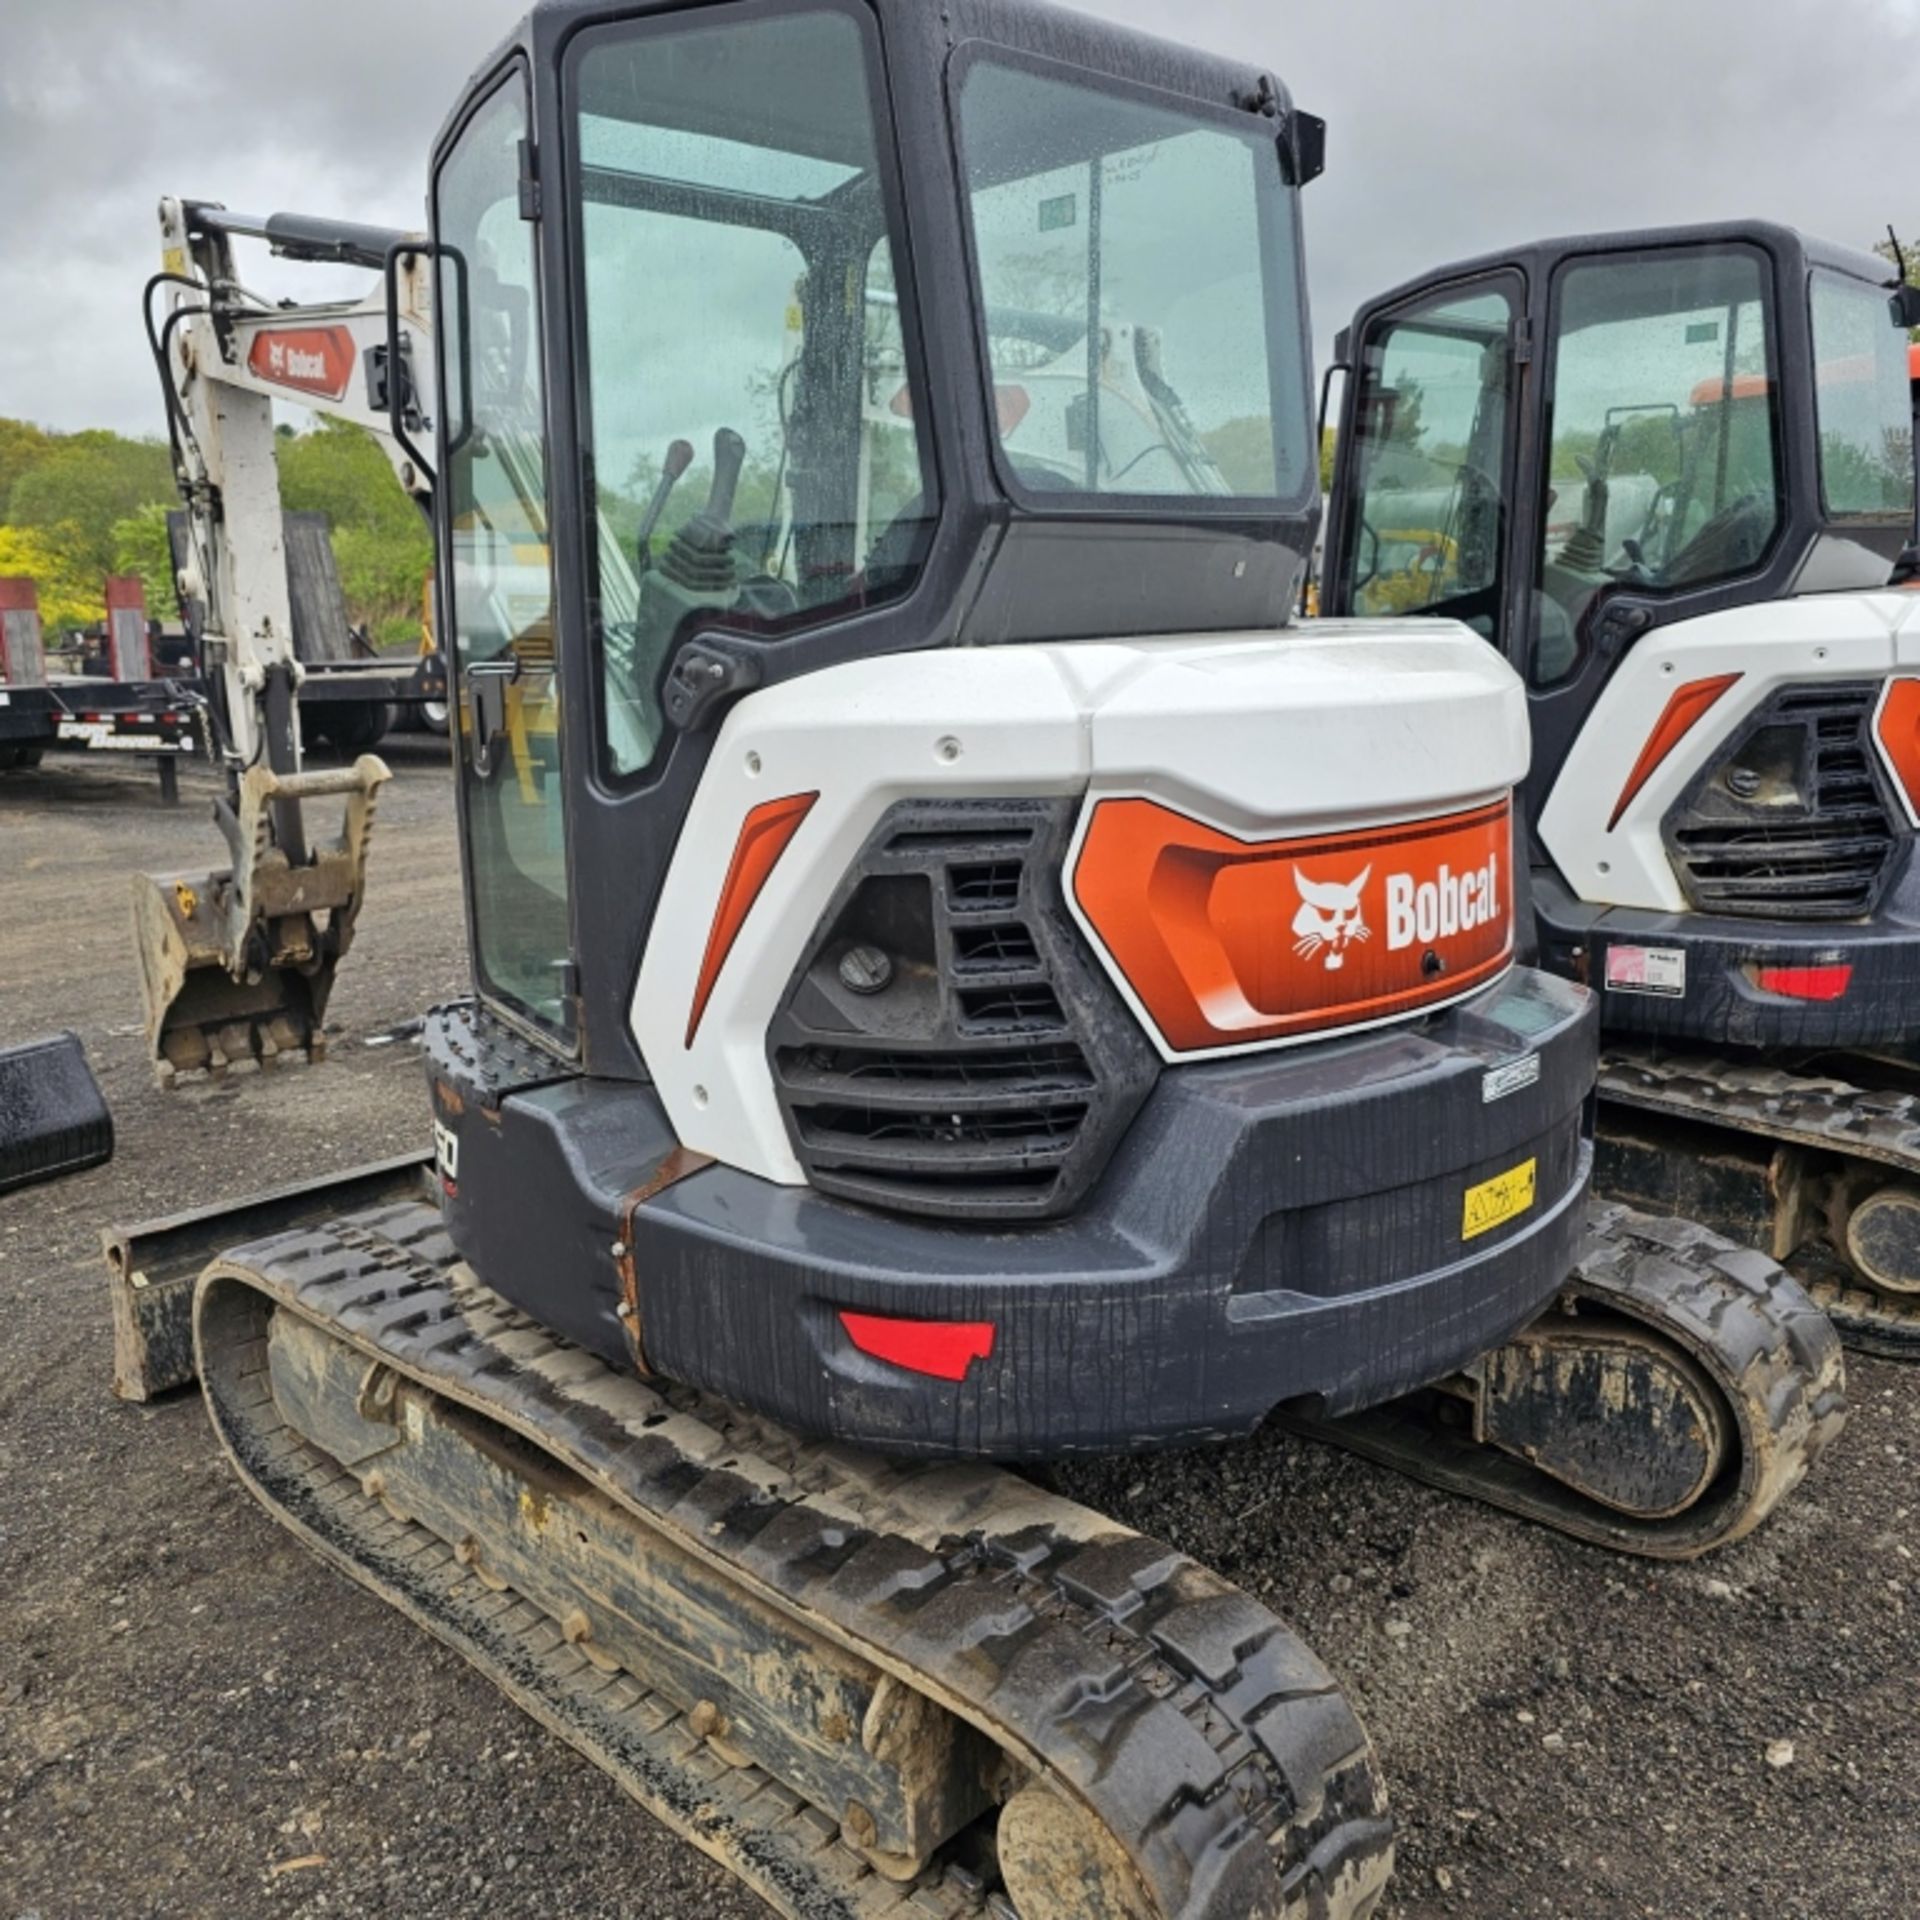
left=0, top=1031, right=113, bottom=1196
left=133, top=755, right=391, bottom=1082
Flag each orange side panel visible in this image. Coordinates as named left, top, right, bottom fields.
left=1607, top=673, right=1742, bottom=831
left=1072, top=797, right=1514, bottom=1054
left=685, top=792, right=818, bottom=1047
left=1874, top=677, right=1920, bottom=827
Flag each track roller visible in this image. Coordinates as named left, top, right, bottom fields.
left=1839, top=1180, right=1920, bottom=1296
left=1599, top=1047, right=1920, bottom=1358
left=1288, top=1204, right=1847, bottom=1559
left=192, top=1202, right=1395, bottom=1920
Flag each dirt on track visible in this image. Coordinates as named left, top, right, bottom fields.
left=1, top=743, right=1917, bottom=1920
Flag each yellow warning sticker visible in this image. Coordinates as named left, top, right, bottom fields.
left=1462, top=1157, right=1537, bottom=1241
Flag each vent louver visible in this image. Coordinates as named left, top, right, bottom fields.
left=768, top=799, right=1158, bottom=1221
left=1665, top=682, right=1900, bottom=920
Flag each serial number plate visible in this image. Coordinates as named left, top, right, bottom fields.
left=1462, top=1157, right=1537, bottom=1241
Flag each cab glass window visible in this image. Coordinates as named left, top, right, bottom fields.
left=1531, top=248, right=1782, bottom=686
left=435, top=74, right=574, bottom=1040
left=1340, top=283, right=1516, bottom=636
left=570, top=5, right=937, bottom=779
left=956, top=60, right=1311, bottom=502
left=1810, top=269, right=1915, bottom=520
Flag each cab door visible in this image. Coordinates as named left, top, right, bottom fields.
left=433, top=67, right=576, bottom=1048
left=1326, top=273, right=1526, bottom=647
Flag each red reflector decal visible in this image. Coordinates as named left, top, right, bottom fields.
left=685, top=791, right=818, bottom=1046
left=838, top=1311, right=995, bottom=1382
left=1753, top=963, right=1853, bottom=1002
left=1608, top=673, right=1742, bottom=831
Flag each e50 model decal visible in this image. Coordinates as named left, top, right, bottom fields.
left=1072, top=796, right=1515, bottom=1054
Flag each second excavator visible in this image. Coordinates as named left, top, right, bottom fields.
left=1322, top=219, right=1920, bottom=1357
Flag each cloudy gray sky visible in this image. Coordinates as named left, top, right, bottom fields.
left=4, top=0, right=1918, bottom=439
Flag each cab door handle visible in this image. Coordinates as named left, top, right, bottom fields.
left=466, top=656, right=520, bottom=779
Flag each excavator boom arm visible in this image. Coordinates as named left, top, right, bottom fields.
left=134, top=196, right=438, bottom=1080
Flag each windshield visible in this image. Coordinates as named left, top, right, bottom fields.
left=1530, top=247, right=1782, bottom=685
left=569, top=4, right=936, bottom=779
left=954, top=60, right=1312, bottom=502
left=1810, top=269, right=1915, bottom=521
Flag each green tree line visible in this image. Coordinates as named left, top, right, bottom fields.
left=0, top=415, right=431, bottom=649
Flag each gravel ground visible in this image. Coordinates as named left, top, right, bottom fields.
left=2, top=742, right=1917, bottom=1920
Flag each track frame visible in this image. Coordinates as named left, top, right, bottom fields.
left=194, top=1201, right=1394, bottom=1920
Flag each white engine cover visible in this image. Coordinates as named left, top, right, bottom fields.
left=1538, top=592, right=1920, bottom=912
left=634, top=620, right=1529, bottom=1184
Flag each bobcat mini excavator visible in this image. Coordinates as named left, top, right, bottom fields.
left=1322, top=221, right=1920, bottom=1358
left=103, top=14, right=1846, bottom=1919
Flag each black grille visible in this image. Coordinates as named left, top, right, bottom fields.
left=767, top=799, right=1159, bottom=1221
left=947, top=860, right=1025, bottom=912
left=788, top=1043, right=1093, bottom=1089
left=1665, top=683, right=1900, bottom=920
left=952, top=923, right=1040, bottom=970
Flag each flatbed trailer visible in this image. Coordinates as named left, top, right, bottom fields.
left=0, top=683, right=59, bottom=769
left=288, top=646, right=446, bottom=736
left=0, top=577, right=204, bottom=798
left=167, top=510, right=445, bottom=751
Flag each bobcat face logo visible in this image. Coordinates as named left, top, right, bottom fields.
left=1292, top=865, right=1372, bottom=971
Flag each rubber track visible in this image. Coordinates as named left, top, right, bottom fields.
left=1601, top=1046, right=1920, bottom=1357
left=192, top=1202, right=1394, bottom=1920
left=1286, top=1204, right=1847, bottom=1561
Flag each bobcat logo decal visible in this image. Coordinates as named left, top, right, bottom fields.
left=1292, top=865, right=1371, bottom=971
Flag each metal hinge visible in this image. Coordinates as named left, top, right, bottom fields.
left=518, top=139, right=541, bottom=221
left=1512, top=318, right=1534, bottom=366
left=662, top=639, right=765, bottom=732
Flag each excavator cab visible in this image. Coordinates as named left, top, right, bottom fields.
left=431, top=0, right=1327, bottom=1064
left=1324, top=223, right=1917, bottom=777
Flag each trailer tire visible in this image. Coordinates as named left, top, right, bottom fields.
left=305, top=702, right=391, bottom=754
left=418, top=695, right=450, bottom=737
left=0, top=745, right=44, bottom=772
